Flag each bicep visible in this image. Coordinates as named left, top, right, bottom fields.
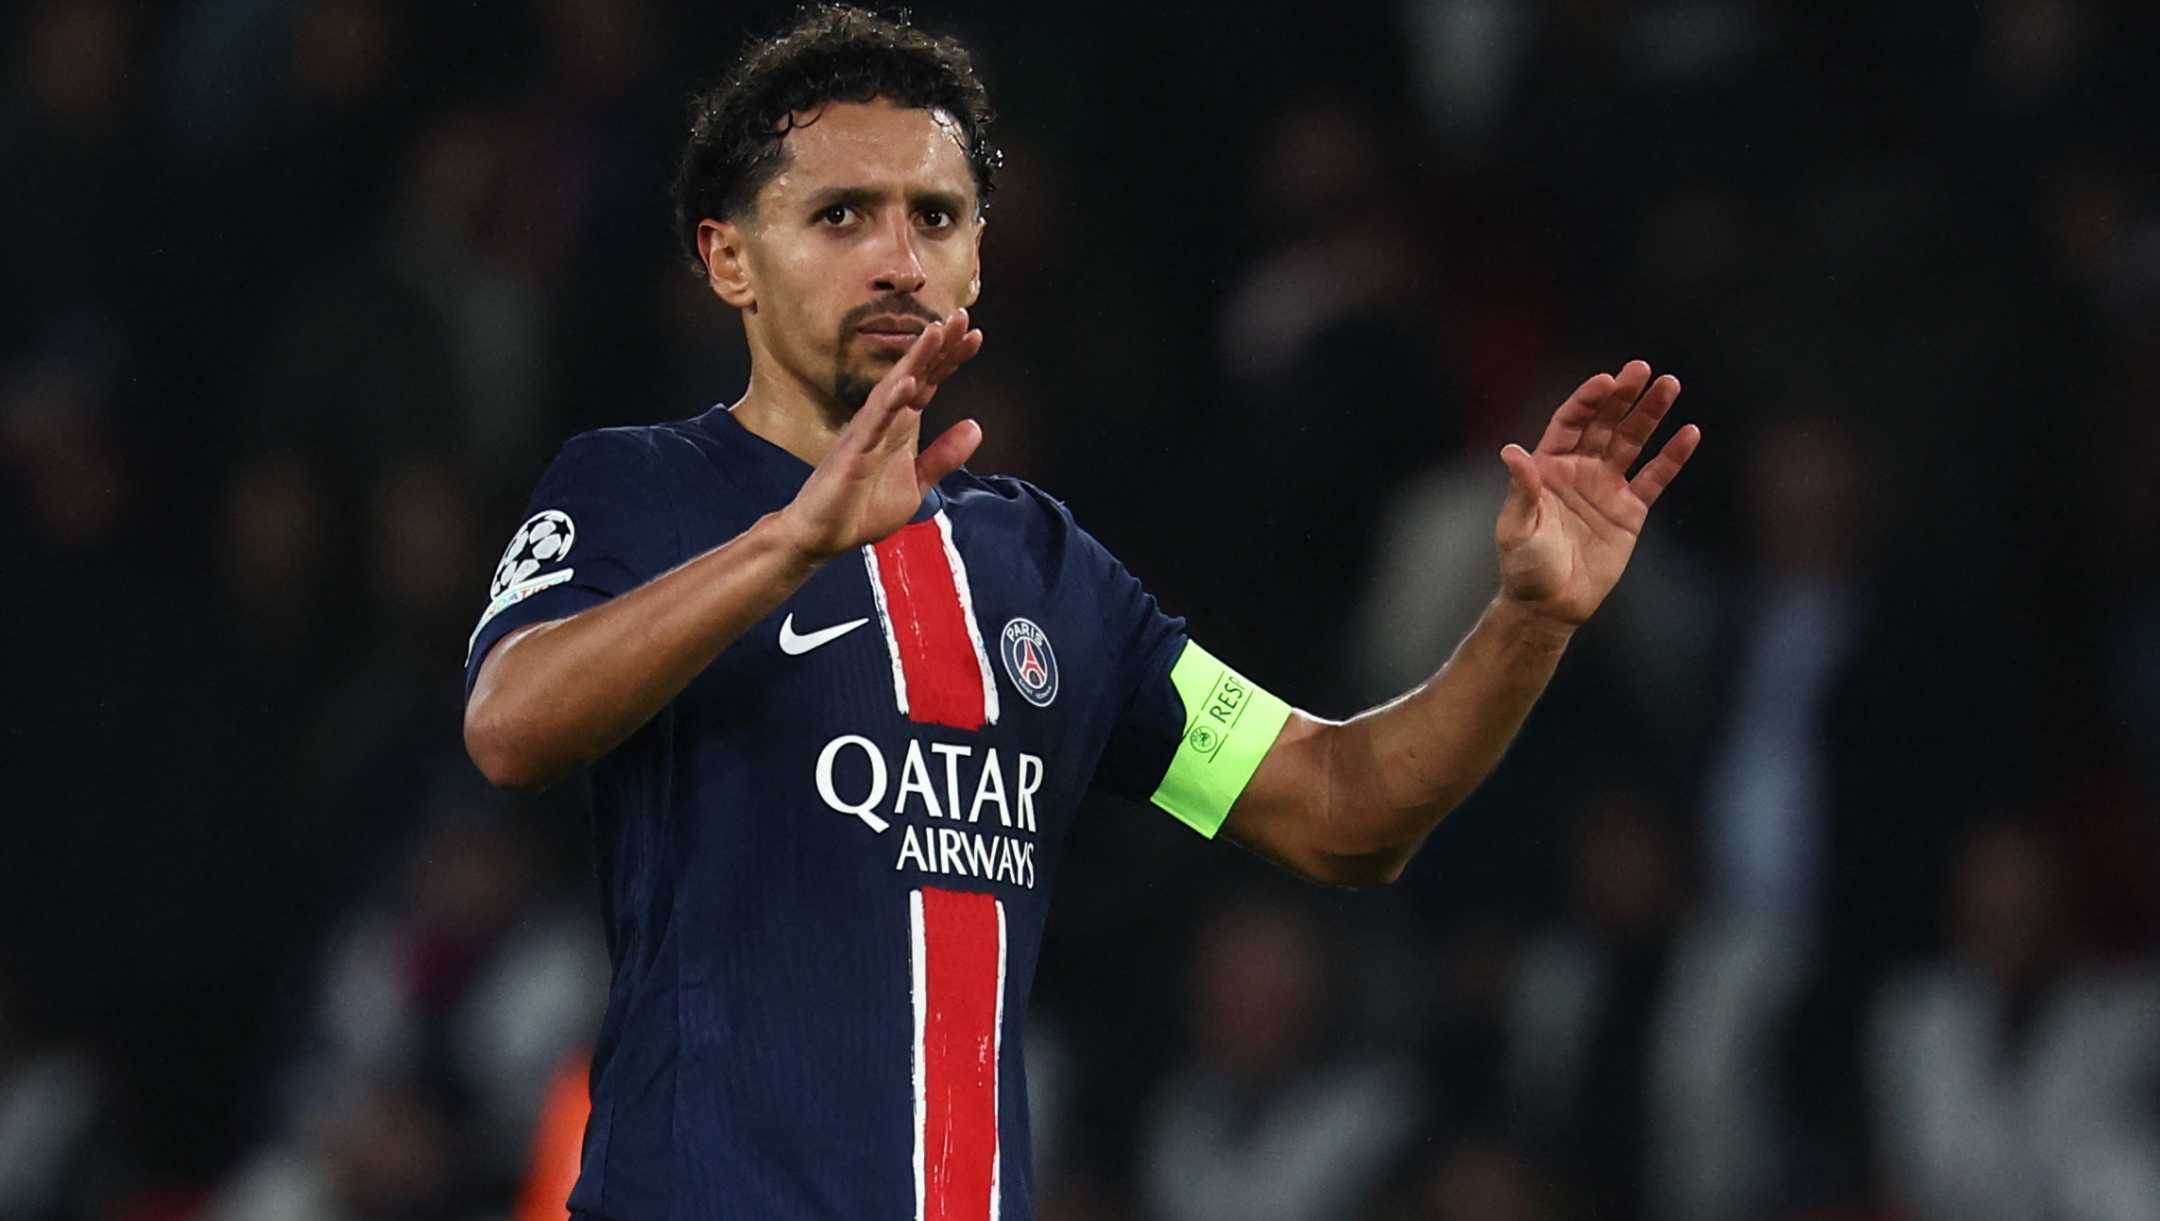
left=463, top=617, right=576, bottom=788
left=1218, top=711, right=1334, bottom=871
left=467, top=619, right=565, bottom=709
left=1222, top=714, right=1416, bottom=887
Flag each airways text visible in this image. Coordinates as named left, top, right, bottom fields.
left=814, top=734, right=1045, bottom=888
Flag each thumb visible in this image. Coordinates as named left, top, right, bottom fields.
left=916, top=418, right=983, bottom=487
left=1497, top=444, right=1542, bottom=543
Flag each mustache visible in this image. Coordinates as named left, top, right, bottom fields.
left=838, top=294, right=943, bottom=335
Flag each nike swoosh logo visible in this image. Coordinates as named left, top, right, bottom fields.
left=778, top=612, right=870, bottom=656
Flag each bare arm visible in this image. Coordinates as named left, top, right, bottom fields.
left=1222, top=361, right=1701, bottom=885
left=464, top=312, right=984, bottom=791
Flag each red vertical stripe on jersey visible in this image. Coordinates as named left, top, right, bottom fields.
left=871, top=519, right=990, bottom=730
left=912, top=887, right=1005, bottom=1221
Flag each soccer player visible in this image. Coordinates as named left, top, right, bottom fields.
left=461, top=8, right=1698, bottom=1219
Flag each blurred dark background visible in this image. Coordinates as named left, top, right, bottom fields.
left=3, top=0, right=2159, bottom=1218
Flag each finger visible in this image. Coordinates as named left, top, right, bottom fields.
left=899, top=317, right=949, bottom=384
left=843, top=376, right=919, bottom=458
left=1628, top=423, right=1701, bottom=508
left=936, top=308, right=968, bottom=362
left=1577, top=360, right=1652, bottom=458
left=1496, top=443, right=1543, bottom=543
left=873, top=319, right=949, bottom=411
left=938, top=327, right=985, bottom=383
left=907, top=331, right=979, bottom=414
left=916, top=333, right=982, bottom=406
left=921, top=311, right=979, bottom=388
left=904, top=328, right=982, bottom=417
left=875, top=398, right=927, bottom=457
left=857, top=320, right=951, bottom=425
left=916, top=418, right=982, bottom=486
left=1607, top=374, right=1681, bottom=469
left=839, top=374, right=908, bottom=444
left=886, top=320, right=959, bottom=412
left=1534, top=372, right=1615, bottom=454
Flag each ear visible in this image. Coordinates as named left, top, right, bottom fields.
left=963, top=217, right=984, bottom=308
left=698, top=218, right=757, bottom=310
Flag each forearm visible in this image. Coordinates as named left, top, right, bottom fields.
left=1229, top=595, right=1573, bottom=884
left=464, top=512, right=824, bottom=789
left=1347, top=594, right=1574, bottom=824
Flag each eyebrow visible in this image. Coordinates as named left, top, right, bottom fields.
left=912, top=188, right=970, bottom=218
left=805, top=186, right=884, bottom=215
left=802, top=185, right=973, bottom=218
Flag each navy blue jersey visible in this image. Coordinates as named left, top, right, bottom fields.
left=465, top=405, right=1290, bottom=1221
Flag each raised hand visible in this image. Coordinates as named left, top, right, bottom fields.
left=780, top=309, right=986, bottom=561
left=1495, top=360, right=1700, bottom=626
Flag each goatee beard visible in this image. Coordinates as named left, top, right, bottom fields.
left=833, top=292, right=941, bottom=413
left=835, top=369, right=879, bottom=413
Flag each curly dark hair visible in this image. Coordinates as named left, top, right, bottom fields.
left=671, top=5, right=999, bottom=271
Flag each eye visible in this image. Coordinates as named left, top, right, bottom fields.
left=919, top=207, right=954, bottom=230
left=816, top=204, right=858, bottom=226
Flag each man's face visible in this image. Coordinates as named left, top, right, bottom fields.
left=724, top=98, right=982, bottom=411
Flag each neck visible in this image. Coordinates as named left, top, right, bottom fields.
left=730, top=335, right=856, bottom=465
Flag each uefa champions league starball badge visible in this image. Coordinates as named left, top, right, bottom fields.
left=999, top=618, right=1059, bottom=708
left=491, top=510, right=576, bottom=599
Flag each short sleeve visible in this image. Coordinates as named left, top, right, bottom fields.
left=1083, top=532, right=1293, bottom=839
left=463, top=429, right=679, bottom=698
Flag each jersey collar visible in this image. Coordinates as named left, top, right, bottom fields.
left=687, top=402, right=947, bottom=522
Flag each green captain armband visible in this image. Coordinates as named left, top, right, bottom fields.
left=1149, top=640, right=1295, bottom=838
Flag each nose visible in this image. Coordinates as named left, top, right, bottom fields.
left=870, top=210, right=926, bottom=295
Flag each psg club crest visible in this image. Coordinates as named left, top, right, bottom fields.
left=999, top=618, right=1059, bottom=708
left=491, top=510, right=575, bottom=599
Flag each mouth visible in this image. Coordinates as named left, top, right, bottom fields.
left=852, top=313, right=933, bottom=355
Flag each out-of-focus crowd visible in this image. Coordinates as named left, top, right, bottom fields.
left=2, top=0, right=2158, bottom=1219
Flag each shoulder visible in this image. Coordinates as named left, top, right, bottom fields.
left=552, top=423, right=692, bottom=470
left=940, top=469, right=1068, bottom=517
left=939, top=470, right=1096, bottom=557
left=536, top=422, right=724, bottom=505
left=522, top=426, right=697, bottom=552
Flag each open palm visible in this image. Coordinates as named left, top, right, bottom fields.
left=1495, top=361, right=1700, bottom=625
